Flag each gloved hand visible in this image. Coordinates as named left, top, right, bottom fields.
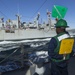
left=73, top=53, right=75, bottom=56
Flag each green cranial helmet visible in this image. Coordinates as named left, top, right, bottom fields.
left=55, top=19, right=69, bottom=28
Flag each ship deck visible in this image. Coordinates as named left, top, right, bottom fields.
left=2, top=56, right=75, bottom=75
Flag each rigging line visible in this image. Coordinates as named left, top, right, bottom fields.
left=0, top=10, right=8, bottom=19
left=0, top=0, right=15, bottom=17
left=17, top=0, right=20, bottom=15
left=29, top=0, right=48, bottom=21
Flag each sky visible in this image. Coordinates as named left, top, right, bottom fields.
left=0, top=0, right=75, bottom=28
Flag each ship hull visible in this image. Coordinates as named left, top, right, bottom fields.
left=0, top=28, right=75, bottom=41
left=0, top=29, right=56, bottom=41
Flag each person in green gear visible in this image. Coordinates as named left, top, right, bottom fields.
left=55, top=19, right=69, bottom=35
left=48, top=19, right=74, bottom=75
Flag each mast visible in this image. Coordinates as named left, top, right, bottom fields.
left=47, top=9, right=51, bottom=29
left=16, top=14, right=21, bottom=29
left=36, top=12, right=40, bottom=29
left=0, top=17, right=4, bottom=28
left=16, top=1, right=21, bottom=29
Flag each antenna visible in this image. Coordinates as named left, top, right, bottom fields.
left=17, top=2, right=20, bottom=15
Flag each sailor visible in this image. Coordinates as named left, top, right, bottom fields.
left=48, top=19, right=74, bottom=75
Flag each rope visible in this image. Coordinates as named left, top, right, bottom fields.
left=0, top=47, right=19, bottom=64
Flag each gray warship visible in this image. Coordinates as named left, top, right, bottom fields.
left=0, top=12, right=75, bottom=41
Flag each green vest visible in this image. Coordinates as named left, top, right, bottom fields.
left=51, top=32, right=71, bottom=62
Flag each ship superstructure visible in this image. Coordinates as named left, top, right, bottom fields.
left=0, top=12, right=75, bottom=41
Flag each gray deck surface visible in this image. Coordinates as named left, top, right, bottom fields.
left=2, top=56, right=75, bottom=75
